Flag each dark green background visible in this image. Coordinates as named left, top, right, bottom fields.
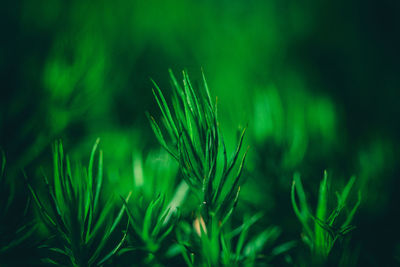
left=1, top=0, right=399, bottom=265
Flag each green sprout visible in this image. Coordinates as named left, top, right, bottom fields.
left=148, top=69, right=248, bottom=227
left=148, top=70, right=287, bottom=266
left=291, top=171, right=361, bottom=261
left=26, top=139, right=127, bottom=266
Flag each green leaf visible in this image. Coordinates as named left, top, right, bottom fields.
left=291, top=174, right=314, bottom=243
left=151, top=80, right=178, bottom=137
left=315, top=170, right=328, bottom=252
left=343, top=191, right=361, bottom=228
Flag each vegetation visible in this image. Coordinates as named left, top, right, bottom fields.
left=0, top=151, right=37, bottom=266
left=2, top=3, right=399, bottom=265
left=291, top=171, right=361, bottom=264
left=0, top=71, right=372, bottom=266
left=26, top=140, right=127, bottom=266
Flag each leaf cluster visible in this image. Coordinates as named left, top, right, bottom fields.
left=176, top=212, right=290, bottom=267
left=121, top=194, right=179, bottom=264
left=291, top=171, right=361, bottom=261
left=27, top=139, right=126, bottom=266
left=2, top=69, right=364, bottom=267
left=148, top=70, right=286, bottom=266
left=148, top=70, right=248, bottom=226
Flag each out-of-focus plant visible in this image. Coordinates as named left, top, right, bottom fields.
left=291, top=171, right=361, bottom=262
left=130, top=148, right=181, bottom=202
left=0, top=151, right=37, bottom=265
left=176, top=212, right=292, bottom=266
left=26, top=139, right=127, bottom=266
left=118, top=149, right=183, bottom=265
left=121, top=194, right=180, bottom=265
left=252, top=85, right=337, bottom=169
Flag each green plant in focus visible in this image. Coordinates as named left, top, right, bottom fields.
left=27, top=139, right=127, bottom=266
left=148, top=70, right=286, bottom=266
left=148, top=70, right=248, bottom=227
left=291, top=171, right=361, bottom=262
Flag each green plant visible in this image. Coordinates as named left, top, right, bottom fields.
left=147, top=70, right=285, bottom=266
left=176, top=212, right=290, bottom=267
left=121, top=194, right=180, bottom=264
left=27, top=139, right=127, bottom=266
left=116, top=148, right=183, bottom=265
left=130, top=148, right=181, bottom=205
left=148, top=69, right=248, bottom=227
left=291, top=171, right=361, bottom=261
left=0, top=68, right=365, bottom=266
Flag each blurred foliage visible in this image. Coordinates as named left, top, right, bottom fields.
left=0, top=151, right=39, bottom=266
left=1, top=0, right=399, bottom=265
left=291, top=171, right=361, bottom=264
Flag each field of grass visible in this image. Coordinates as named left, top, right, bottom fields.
left=1, top=0, right=399, bottom=266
